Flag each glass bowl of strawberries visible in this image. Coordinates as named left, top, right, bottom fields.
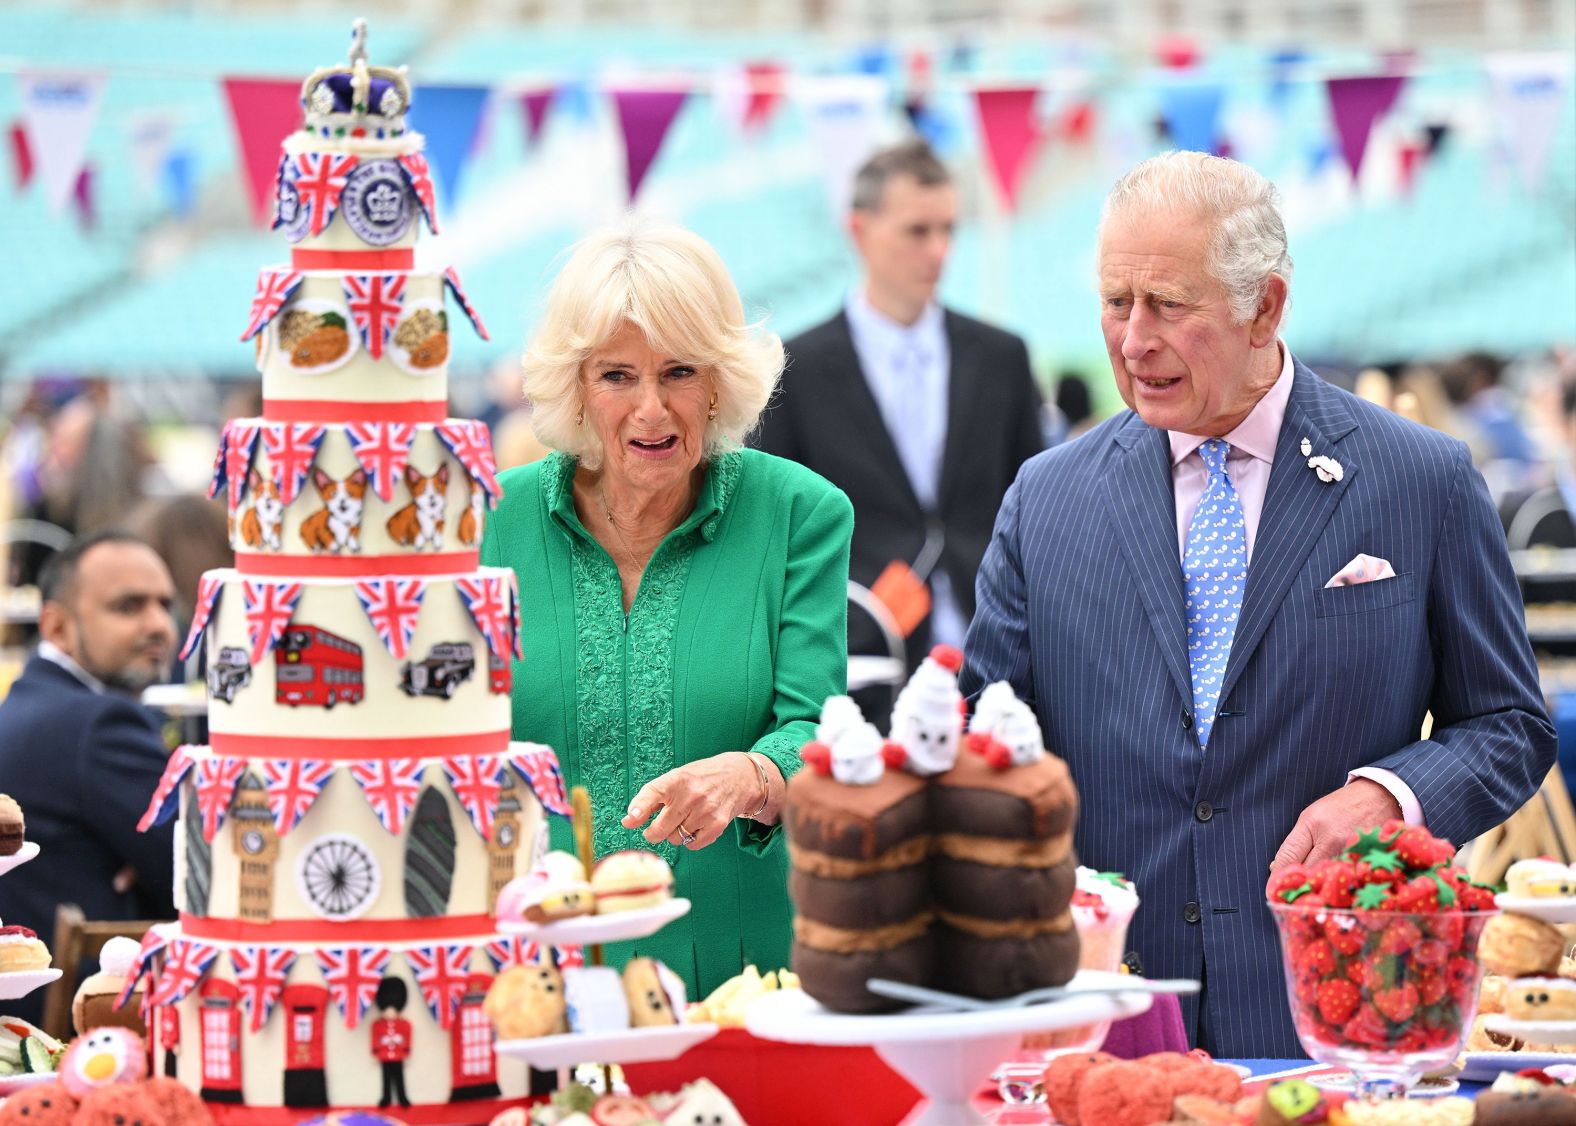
left=1267, top=822, right=1498, bottom=1100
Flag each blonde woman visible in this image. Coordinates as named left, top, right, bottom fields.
left=481, top=220, right=852, bottom=993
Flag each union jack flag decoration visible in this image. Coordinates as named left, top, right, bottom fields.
left=149, top=938, right=219, bottom=1007
left=293, top=151, right=359, bottom=237
left=553, top=945, right=585, bottom=970
left=405, top=944, right=475, bottom=1028
left=242, top=580, right=303, bottom=665
left=354, top=578, right=427, bottom=661
left=194, top=755, right=247, bottom=842
left=261, top=759, right=335, bottom=837
left=455, top=576, right=511, bottom=664
left=512, top=745, right=571, bottom=816
left=229, top=946, right=298, bottom=1033
left=137, top=746, right=198, bottom=832
left=443, top=756, right=503, bottom=841
left=348, top=758, right=425, bottom=835
left=397, top=153, right=440, bottom=234
left=115, top=927, right=171, bottom=1010
left=224, top=422, right=263, bottom=510
left=261, top=423, right=326, bottom=506
left=505, top=569, right=524, bottom=660
left=345, top=422, right=417, bottom=502
left=240, top=267, right=304, bottom=342
left=484, top=935, right=543, bottom=973
left=441, top=267, right=490, bottom=341
left=343, top=274, right=408, bottom=361
left=316, top=946, right=391, bottom=1030
left=179, top=575, right=225, bottom=661
left=436, top=421, right=501, bottom=507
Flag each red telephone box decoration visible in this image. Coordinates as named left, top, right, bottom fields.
left=281, top=983, right=330, bottom=1108
left=448, top=973, right=500, bottom=1101
left=198, top=979, right=243, bottom=1103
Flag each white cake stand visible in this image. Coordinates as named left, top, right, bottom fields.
left=1484, top=1016, right=1576, bottom=1045
left=746, top=970, right=1156, bottom=1126
left=496, top=898, right=691, bottom=945
left=0, top=843, right=40, bottom=878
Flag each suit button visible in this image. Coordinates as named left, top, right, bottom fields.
left=1195, top=801, right=1214, bottom=822
left=1181, top=708, right=1194, bottom=731
left=1183, top=901, right=1202, bottom=924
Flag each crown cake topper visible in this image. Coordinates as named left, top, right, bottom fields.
left=299, top=18, right=413, bottom=136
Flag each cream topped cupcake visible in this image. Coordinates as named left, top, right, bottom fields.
left=889, top=644, right=965, bottom=777
left=0, top=925, right=51, bottom=972
left=967, top=681, right=1047, bottom=769
left=1070, top=868, right=1140, bottom=973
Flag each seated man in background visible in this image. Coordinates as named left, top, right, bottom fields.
left=0, top=530, right=178, bottom=1025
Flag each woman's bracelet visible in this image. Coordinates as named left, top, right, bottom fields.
left=740, top=752, right=771, bottom=820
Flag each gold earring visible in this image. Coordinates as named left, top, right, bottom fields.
left=707, top=393, right=718, bottom=421
left=576, top=407, right=584, bottom=426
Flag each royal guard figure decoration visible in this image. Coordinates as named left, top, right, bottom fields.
left=371, top=977, right=412, bottom=1108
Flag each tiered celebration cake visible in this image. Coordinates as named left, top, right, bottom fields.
left=127, top=24, right=569, bottom=1125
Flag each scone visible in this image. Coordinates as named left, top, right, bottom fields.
left=0, top=796, right=22, bottom=856
left=483, top=963, right=567, bottom=1039
left=1503, top=976, right=1576, bottom=1021
left=1478, top=912, right=1565, bottom=978
left=0, top=926, right=51, bottom=972
left=1506, top=858, right=1576, bottom=898
left=622, top=957, right=685, bottom=1027
left=1479, top=974, right=1509, bottom=1014
left=590, top=851, right=673, bottom=913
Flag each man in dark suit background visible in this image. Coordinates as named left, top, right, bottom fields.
left=754, top=140, right=1043, bottom=681
left=0, top=530, right=178, bottom=1023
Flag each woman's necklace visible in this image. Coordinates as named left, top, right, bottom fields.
left=599, top=486, right=655, bottom=572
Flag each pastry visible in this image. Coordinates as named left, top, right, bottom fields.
left=1465, top=1013, right=1524, bottom=1051
left=0, top=926, right=51, bottom=972
left=497, top=852, right=595, bottom=924
left=483, top=964, right=568, bottom=1040
left=589, top=851, right=673, bottom=913
left=1473, top=1087, right=1576, bottom=1125
left=1504, top=976, right=1576, bottom=1021
left=621, top=957, right=685, bottom=1027
left=1042, top=1051, right=1116, bottom=1126
left=1253, top=1080, right=1331, bottom=1126
left=1076, top=1060, right=1174, bottom=1126
left=0, top=795, right=23, bottom=856
left=1506, top=858, right=1576, bottom=898
left=72, top=935, right=145, bottom=1036
left=1478, top=912, right=1565, bottom=978
left=562, top=967, right=629, bottom=1034
left=1480, top=974, right=1509, bottom=1014
left=1335, top=1097, right=1475, bottom=1125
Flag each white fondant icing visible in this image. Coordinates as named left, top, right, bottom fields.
left=889, top=653, right=964, bottom=776
left=968, top=681, right=1046, bottom=766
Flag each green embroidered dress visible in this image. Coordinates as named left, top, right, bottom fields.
left=480, top=447, right=852, bottom=996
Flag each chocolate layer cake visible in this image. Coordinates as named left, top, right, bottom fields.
left=785, top=767, right=933, bottom=1013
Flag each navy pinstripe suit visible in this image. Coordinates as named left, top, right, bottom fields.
left=961, top=358, right=1555, bottom=1056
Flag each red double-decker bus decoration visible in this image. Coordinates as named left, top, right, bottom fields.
left=275, top=625, right=365, bottom=708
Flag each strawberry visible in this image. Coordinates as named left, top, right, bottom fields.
left=1317, top=978, right=1361, bottom=1025
left=1373, top=983, right=1419, bottom=1024
left=1445, top=955, right=1479, bottom=994
left=1362, top=960, right=1389, bottom=992
left=1457, top=883, right=1497, bottom=912
left=1412, top=938, right=1450, bottom=968
left=1325, top=916, right=1364, bottom=956
left=1427, top=912, right=1466, bottom=948
left=1345, top=959, right=1368, bottom=986
left=1298, top=938, right=1337, bottom=978
left=1267, top=864, right=1316, bottom=904
left=1342, top=1004, right=1390, bottom=1047
left=1393, top=1026, right=1429, bottom=1053
left=1393, top=827, right=1456, bottom=871
left=1312, top=859, right=1363, bottom=907
left=1417, top=971, right=1447, bottom=1006
left=802, top=741, right=833, bottom=775
left=1378, top=918, right=1422, bottom=956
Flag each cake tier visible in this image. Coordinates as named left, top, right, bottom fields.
left=782, top=769, right=929, bottom=862
left=225, top=420, right=492, bottom=575
left=275, top=133, right=429, bottom=276
left=195, top=569, right=514, bottom=745
left=931, top=749, right=1079, bottom=840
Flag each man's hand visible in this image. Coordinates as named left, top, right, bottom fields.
left=1270, top=778, right=1402, bottom=874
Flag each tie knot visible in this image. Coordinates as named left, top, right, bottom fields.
left=1199, top=438, right=1231, bottom=477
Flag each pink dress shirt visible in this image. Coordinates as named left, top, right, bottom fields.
left=1165, top=342, right=1421, bottom=825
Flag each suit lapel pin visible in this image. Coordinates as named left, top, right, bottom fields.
left=1307, top=453, right=1344, bottom=483
left=1299, top=437, right=1312, bottom=457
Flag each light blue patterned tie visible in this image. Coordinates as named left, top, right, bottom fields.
left=1183, top=439, right=1247, bottom=749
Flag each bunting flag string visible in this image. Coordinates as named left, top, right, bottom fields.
left=223, top=421, right=263, bottom=509
left=138, top=746, right=198, bottom=832
left=179, top=576, right=225, bottom=662
left=261, top=759, right=335, bottom=837
left=441, top=267, right=490, bottom=341
left=396, top=153, right=440, bottom=234
left=454, top=576, right=511, bottom=663
left=115, top=928, right=170, bottom=1011
left=405, top=943, right=475, bottom=1028
left=241, top=267, right=304, bottom=342
left=354, top=578, right=427, bottom=660
left=443, top=756, right=504, bottom=841
left=343, top=274, right=409, bottom=361
left=261, top=424, right=327, bottom=506
left=242, top=580, right=303, bottom=665
left=194, top=756, right=248, bottom=842
left=316, top=946, right=392, bottom=1030
left=149, top=938, right=219, bottom=1007
left=346, top=422, right=417, bottom=501
left=230, top=946, right=297, bottom=1033
left=511, top=745, right=570, bottom=816
left=436, top=421, right=500, bottom=507
left=347, top=758, right=426, bottom=835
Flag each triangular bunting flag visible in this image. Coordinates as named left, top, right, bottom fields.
left=507, top=570, right=524, bottom=660
left=261, top=423, right=326, bottom=506
left=521, top=89, right=555, bottom=145
left=261, top=759, right=335, bottom=837
left=291, top=151, right=359, bottom=237
left=224, top=421, right=262, bottom=509
left=443, top=756, right=503, bottom=841
left=138, top=746, right=197, bottom=833
left=242, top=580, right=303, bottom=665
left=345, top=422, right=417, bottom=501
left=180, top=576, right=225, bottom=662
left=348, top=759, right=425, bottom=835
left=221, top=78, right=305, bottom=224
left=436, top=421, right=500, bottom=506
left=229, top=946, right=297, bottom=1033
left=128, top=113, right=176, bottom=201
left=343, top=274, right=408, bottom=361
left=407, top=84, right=491, bottom=209
left=1158, top=81, right=1225, bottom=155
left=208, top=423, right=231, bottom=500
left=485, top=935, right=542, bottom=973
left=17, top=71, right=106, bottom=216
left=441, top=267, right=490, bottom=341
left=405, top=944, right=475, bottom=1028
left=149, top=938, right=218, bottom=1007
left=396, top=153, right=440, bottom=234
left=512, top=745, right=570, bottom=816
left=115, top=928, right=170, bottom=1010
left=194, top=755, right=248, bottom=842
left=454, top=577, right=511, bottom=663
left=1325, top=74, right=1406, bottom=183
left=1487, top=54, right=1571, bottom=194
left=9, top=122, right=34, bottom=190
left=73, top=165, right=96, bottom=231
left=241, top=267, right=302, bottom=342
left=610, top=89, right=688, bottom=202
left=743, top=62, right=786, bottom=133
left=795, top=75, right=888, bottom=215
left=316, top=946, right=391, bottom=1030
left=354, top=578, right=427, bottom=661
left=973, top=87, right=1044, bottom=211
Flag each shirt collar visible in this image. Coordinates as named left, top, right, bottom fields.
left=544, top=449, right=742, bottom=546
left=845, top=288, right=945, bottom=358
left=1168, top=340, right=1295, bottom=467
left=37, top=639, right=107, bottom=694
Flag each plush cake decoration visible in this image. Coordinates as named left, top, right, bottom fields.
left=785, top=651, right=1081, bottom=1011
left=121, top=23, right=572, bottom=1123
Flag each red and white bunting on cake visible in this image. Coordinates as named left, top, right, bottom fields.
left=346, top=422, right=417, bottom=502
left=115, top=927, right=171, bottom=1010
left=240, top=267, right=304, bottom=342
left=194, top=755, right=248, bottom=842
left=223, top=421, right=263, bottom=509
left=179, top=576, right=225, bottom=662
left=512, top=745, right=570, bottom=816
left=405, top=943, right=474, bottom=1029
left=317, top=945, right=392, bottom=1030
left=354, top=578, right=427, bottom=661
left=441, top=267, right=490, bottom=341
left=293, top=151, right=359, bottom=237
left=242, top=580, right=303, bottom=666
left=261, top=759, right=335, bottom=837
left=484, top=935, right=543, bottom=973
left=149, top=938, right=220, bottom=1007
left=443, top=755, right=503, bottom=841
left=138, top=746, right=198, bottom=832
left=343, top=274, right=409, bottom=361
left=261, top=423, right=326, bottom=506
left=230, top=946, right=297, bottom=1033
left=436, top=421, right=501, bottom=507
left=397, top=153, right=440, bottom=234
left=454, top=577, right=511, bottom=664
left=348, top=758, right=425, bottom=835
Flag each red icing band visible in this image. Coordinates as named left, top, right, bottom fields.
left=264, top=399, right=446, bottom=424
left=179, top=913, right=498, bottom=943
left=209, top=730, right=510, bottom=761
left=236, top=551, right=479, bottom=577
left=204, top=1097, right=539, bottom=1126
left=290, top=247, right=414, bottom=271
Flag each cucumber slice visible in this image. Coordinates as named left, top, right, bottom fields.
left=21, top=1036, right=54, bottom=1073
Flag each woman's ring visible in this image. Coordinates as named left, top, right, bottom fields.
left=677, top=823, right=698, bottom=846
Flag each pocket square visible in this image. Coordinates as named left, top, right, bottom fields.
left=1325, top=553, right=1397, bottom=588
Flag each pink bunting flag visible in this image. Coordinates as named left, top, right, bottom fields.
left=743, top=63, right=786, bottom=132
left=974, top=87, right=1044, bottom=211
left=230, top=946, right=297, bottom=1032
left=317, top=946, right=392, bottom=1030
left=610, top=89, right=688, bottom=202
left=194, top=756, right=248, bottom=842
left=261, top=423, right=325, bottom=506
left=405, top=944, right=475, bottom=1028
left=222, top=78, right=306, bottom=224
left=180, top=575, right=224, bottom=662
left=1326, top=74, right=1407, bottom=183
left=72, top=166, right=94, bottom=230
left=348, top=759, right=425, bottom=835
left=443, top=755, right=504, bottom=841
left=521, top=89, right=554, bottom=145
left=242, top=580, right=302, bottom=666
left=261, top=759, right=335, bottom=837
